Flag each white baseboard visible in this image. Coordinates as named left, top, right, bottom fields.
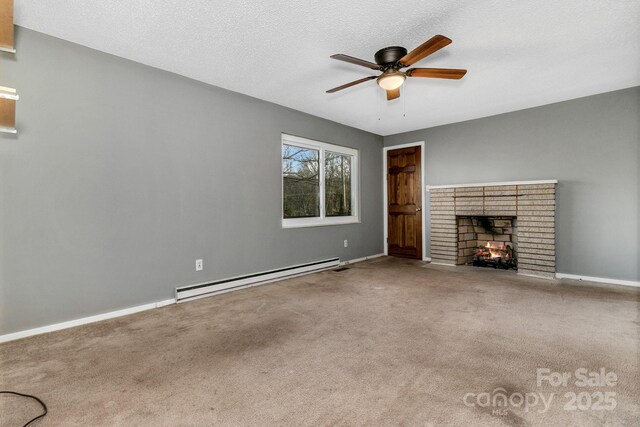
left=423, top=257, right=432, bottom=262
left=421, top=265, right=638, bottom=288
left=0, top=298, right=176, bottom=343
left=555, top=273, right=640, bottom=288
left=340, top=253, right=385, bottom=266
left=154, top=299, right=176, bottom=308
left=0, top=253, right=387, bottom=343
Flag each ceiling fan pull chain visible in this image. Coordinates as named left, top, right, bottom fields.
left=402, top=83, right=406, bottom=118
left=377, top=88, right=382, bottom=121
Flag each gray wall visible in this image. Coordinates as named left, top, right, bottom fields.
left=0, top=28, right=383, bottom=335
left=384, top=87, right=640, bottom=282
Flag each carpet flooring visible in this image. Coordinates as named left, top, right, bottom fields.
left=1, top=257, right=639, bottom=426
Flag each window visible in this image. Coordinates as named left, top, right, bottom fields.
left=282, top=134, right=358, bottom=228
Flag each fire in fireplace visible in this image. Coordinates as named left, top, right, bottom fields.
left=456, top=216, right=518, bottom=270
left=473, top=241, right=516, bottom=269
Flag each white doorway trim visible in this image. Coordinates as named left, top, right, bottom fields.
left=383, top=141, right=428, bottom=261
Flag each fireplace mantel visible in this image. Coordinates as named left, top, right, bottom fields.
left=427, top=179, right=558, bottom=190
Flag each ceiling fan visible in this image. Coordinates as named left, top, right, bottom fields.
left=327, top=35, right=466, bottom=100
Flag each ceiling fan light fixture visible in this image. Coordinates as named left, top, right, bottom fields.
left=327, top=35, right=466, bottom=100
left=377, top=69, right=406, bottom=90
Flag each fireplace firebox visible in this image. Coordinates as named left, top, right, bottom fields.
left=457, top=216, right=518, bottom=270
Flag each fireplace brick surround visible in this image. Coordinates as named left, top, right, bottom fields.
left=428, top=181, right=557, bottom=279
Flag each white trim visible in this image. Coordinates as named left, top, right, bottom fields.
left=423, top=257, right=432, bottom=262
left=383, top=142, right=427, bottom=261
left=556, top=273, right=640, bottom=288
left=0, top=253, right=387, bottom=343
left=340, top=253, right=385, bottom=266
left=281, top=133, right=359, bottom=228
left=0, top=87, right=18, bottom=100
left=0, top=46, right=16, bottom=54
left=0, top=127, right=17, bottom=134
left=426, top=179, right=558, bottom=190
left=283, top=216, right=359, bottom=228
left=0, top=93, right=19, bottom=101
left=0, top=298, right=176, bottom=343
left=281, top=134, right=358, bottom=158
left=155, top=299, right=176, bottom=308
left=9, top=262, right=635, bottom=343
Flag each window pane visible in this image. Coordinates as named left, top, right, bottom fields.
left=325, top=151, right=352, bottom=217
left=282, top=144, right=320, bottom=218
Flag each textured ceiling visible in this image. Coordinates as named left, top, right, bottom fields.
left=14, top=0, right=640, bottom=136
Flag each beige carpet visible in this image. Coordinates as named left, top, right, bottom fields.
left=1, top=257, right=639, bottom=426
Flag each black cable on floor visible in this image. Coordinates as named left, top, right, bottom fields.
left=0, top=391, right=47, bottom=427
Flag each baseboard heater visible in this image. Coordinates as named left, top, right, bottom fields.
left=175, top=257, right=340, bottom=303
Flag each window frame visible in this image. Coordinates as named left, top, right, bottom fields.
left=282, top=134, right=359, bottom=228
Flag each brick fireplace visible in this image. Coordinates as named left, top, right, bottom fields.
left=428, top=181, right=557, bottom=279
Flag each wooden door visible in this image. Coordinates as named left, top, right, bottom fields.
left=387, top=146, right=422, bottom=259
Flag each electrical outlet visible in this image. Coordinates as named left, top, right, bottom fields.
left=344, top=239, right=348, bottom=248
left=195, top=259, right=203, bottom=271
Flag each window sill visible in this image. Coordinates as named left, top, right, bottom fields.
left=282, top=217, right=360, bottom=229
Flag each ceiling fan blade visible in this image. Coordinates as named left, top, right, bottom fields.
left=326, top=76, right=377, bottom=93
left=399, top=35, right=452, bottom=67
left=330, top=54, right=381, bottom=70
left=407, top=68, right=467, bottom=79
left=386, top=88, right=400, bottom=101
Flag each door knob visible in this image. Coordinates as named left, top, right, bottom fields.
left=416, top=207, right=422, bottom=212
